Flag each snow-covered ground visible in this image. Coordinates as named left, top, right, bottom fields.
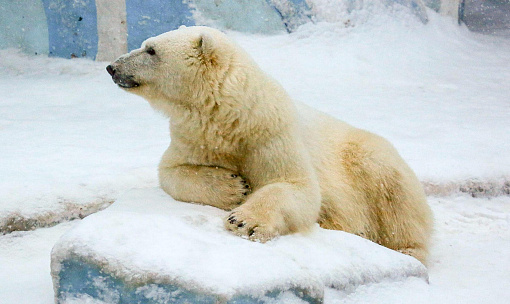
left=0, top=7, right=509, bottom=304
left=2, top=195, right=508, bottom=303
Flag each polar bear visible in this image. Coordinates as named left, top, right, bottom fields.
left=107, top=26, right=433, bottom=265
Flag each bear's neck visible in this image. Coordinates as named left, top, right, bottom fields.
left=169, top=97, right=246, bottom=151
left=168, top=85, right=295, bottom=155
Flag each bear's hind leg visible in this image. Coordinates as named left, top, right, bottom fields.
left=340, top=139, right=433, bottom=266
left=373, top=171, right=433, bottom=266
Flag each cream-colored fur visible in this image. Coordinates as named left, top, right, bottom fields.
left=108, top=26, right=433, bottom=265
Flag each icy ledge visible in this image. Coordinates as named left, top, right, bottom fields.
left=51, top=188, right=427, bottom=303
left=0, top=198, right=113, bottom=235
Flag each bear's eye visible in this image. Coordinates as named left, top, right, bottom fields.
left=146, top=47, right=156, bottom=56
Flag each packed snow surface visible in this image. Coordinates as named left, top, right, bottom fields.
left=51, top=188, right=427, bottom=301
left=0, top=5, right=509, bottom=304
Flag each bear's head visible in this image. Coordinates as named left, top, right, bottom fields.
left=106, top=26, right=245, bottom=112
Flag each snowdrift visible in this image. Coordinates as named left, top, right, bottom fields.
left=51, top=188, right=427, bottom=303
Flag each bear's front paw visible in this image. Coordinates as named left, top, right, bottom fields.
left=220, top=173, right=251, bottom=206
left=224, top=208, right=281, bottom=243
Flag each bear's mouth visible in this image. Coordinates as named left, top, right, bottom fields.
left=113, top=76, right=140, bottom=89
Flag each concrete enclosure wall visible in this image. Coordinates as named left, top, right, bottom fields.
left=2, top=0, right=507, bottom=61
left=0, top=0, right=312, bottom=61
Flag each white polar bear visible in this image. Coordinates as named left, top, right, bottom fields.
left=107, top=26, right=433, bottom=265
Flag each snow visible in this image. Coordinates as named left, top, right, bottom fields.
left=50, top=188, right=427, bottom=302
left=2, top=195, right=509, bottom=303
left=0, top=51, right=168, bottom=232
left=0, top=5, right=509, bottom=304
left=0, top=221, right=77, bottom=304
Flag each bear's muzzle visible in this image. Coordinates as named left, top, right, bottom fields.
left=106, top=65, right=140, bottom=89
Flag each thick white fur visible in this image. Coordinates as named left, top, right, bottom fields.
left=109, top=26, right=433, bottom=265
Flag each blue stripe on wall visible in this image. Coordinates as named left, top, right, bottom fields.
left=125, top=0, right=195, bottom=51
left=41, top=0, right=98, bottom=59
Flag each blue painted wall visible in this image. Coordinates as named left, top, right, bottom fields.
left=125, top=0, right=195, bottom=51
left=5, top=1, right=504, bottom=60
left=0, top=0, right=315, bottom=60
left=42, top=0, right=98, bottom=58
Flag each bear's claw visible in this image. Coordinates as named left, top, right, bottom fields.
left=224, top=210, right=277, bottom=243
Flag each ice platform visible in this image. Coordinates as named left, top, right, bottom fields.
left=51, top=188, right=427, bottom=303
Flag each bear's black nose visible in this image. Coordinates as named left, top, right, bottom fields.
left=106, top=65, right=115, bottom=76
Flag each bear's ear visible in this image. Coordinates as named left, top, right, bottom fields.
left=196, top=33, right=217, bottom=65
